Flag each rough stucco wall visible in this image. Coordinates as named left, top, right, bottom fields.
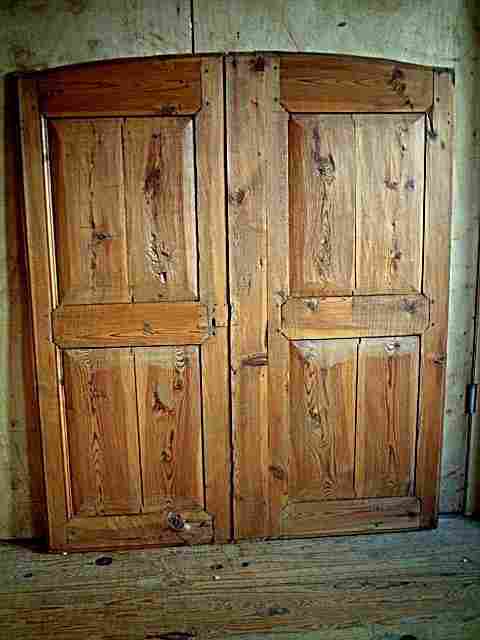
left=0, top=0, right=478, bottom=537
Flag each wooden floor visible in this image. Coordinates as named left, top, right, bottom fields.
left=1, top=517, right=480, bottom=640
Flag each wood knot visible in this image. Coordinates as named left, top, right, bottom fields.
left=305, top=299, right=320, bottom=312
left=229, top=188, right=247, bottom=206
left=242, top=352, right=268, bottom=367
left=92, top=231, right=112, bottom=242
left=143, top=321, right=155, bottom=335
left=159, top=104, right=177, bottom=116
left=432, top=353, right=447, bottom=367
left=405, top=177, right=416, bottom=191
left=384, top=178, right=400, bottom=190
left=250, top=56, right=266, bottom=72
left=400, top=299, right=418, bottom=314
left=269, top=465, right=286, bottom=481
left=152, top=391, right=175, bottom=417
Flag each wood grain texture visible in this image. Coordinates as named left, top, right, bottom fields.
left=356, top=337, right=419, bottom=499
left=289, top=340, right=357, bottom=501
left=124, top=118, right=197, bottom=302
left=2, top=517, right=479, bottom=638
left=202, top=328, right=231, bottom=541
left=135, top=347, right=203, bottom=513
left=18, top=78, right=67, bottom=549
left=196, top=57, right=228, bottom=323
left=267, top=105, right=290, bottom=536
left=227, top=55, right=276, bottom=538
left=280, top=55, right=434, bottom=113
left=417, top=71, right=454, bottom=527
left=195, top=56, right=232, bottom=542
left=282, top=294, right=429, bottom=339
left=48, top=119, right=129, bottom=305
left=66, top=510, right=213, bottom=549
left=355, top=114, right=425, bottom=294
left=289, top=115, right=355, bottom=296
left=53, top=302, right=209, bottom=347
left=281, top=497, right=420, bottom=537
left=63, top=349, right=141, bottom=517
left=37, top=57, right=202, bottom=117
left=196, top=58, right=231, bottom=542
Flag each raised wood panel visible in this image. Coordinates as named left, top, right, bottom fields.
left=53, top=302, right=209, bottom=347
left=356, top=337, right=419, bottom=499
left=289, top=115, right=355, bottom=296
left=289, top=340, right=357, bottom=500
left=49, top=119, right=129, bottom=305
left=280, top=55, right=433, bottom=113
left=355, top=114, right=425, bottom=294
left=282, top=294, right=429, bottom=340
left=134, top=347, right=203, bottom=512
left=62, top=349, right=141, bottom=517
left=37, top=57, right=202, bottom=117
left=227, top=55, right=274, bottom=538
left=124, top=118, right=197, bottom=302
left=281, top=497, right=421, bottom=537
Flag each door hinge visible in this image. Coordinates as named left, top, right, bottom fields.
left=466, top=383, right=478, bottom=416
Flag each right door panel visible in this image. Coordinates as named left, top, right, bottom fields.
left=227, top=54, right=453, bottom=539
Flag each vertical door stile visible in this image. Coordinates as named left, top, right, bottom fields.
left=18, top=78, right=68, bottom=549
left=196, top=57, right=231, bottom=542
left=227, top=55, right=271, bottom=538
left=417, top=70, right=454, bottom=526
left=266, top=59, right=290, bottom=536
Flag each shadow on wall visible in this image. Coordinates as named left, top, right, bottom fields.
left=3, top=75, right=46, bottom=540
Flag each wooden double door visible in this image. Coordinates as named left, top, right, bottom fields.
left=19, top=54, right=453, bottom=551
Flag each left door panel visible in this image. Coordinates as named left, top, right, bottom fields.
left=18, top=57, right=231, bottom=550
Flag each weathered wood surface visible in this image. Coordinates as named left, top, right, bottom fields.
left=1, top=518, right=479, bottom=639
left=227, top=54, right=272, bottom=538
left=280, top=55, right=434, bottom=113
left=49, top=119, right=130, bottom=305
left=266, top=103, right=290, bottom=537
left=37, top=57, right=202, bottom=117
left=196, top=57, right=231, bottom=542
left=18, top=78, right=67, bottom=548
left=281, top=497, right=420, bottom=536
left=65, top=510, right=214, bottom=549
left=62, top=349, right=142, bottom=517
left=124, top=118, right=197, bottom=302
left=355, top=337, right=419, bottom=499
left=282, top=294, right=429, bottom=339
left=288, top=115, right=355, bottom=296
left=417, top=71, right=454, bottom=526
left=355, top=114, right=425, bottom=294
left=53, top=302, right=209, bottom=347
left=135, top=347, right=203, bottom=513
left=289, top=339, right=357, bottom=501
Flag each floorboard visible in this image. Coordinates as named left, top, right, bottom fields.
left=1, top=517, right=480, bottom=639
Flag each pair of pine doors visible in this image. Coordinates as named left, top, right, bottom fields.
left=19, top=54, right=453, bottom=551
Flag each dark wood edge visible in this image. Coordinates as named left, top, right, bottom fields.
left=18, top=77, right=69, bottom=548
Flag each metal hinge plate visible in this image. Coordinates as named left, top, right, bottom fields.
left=466, top=383, right=478, bottom=416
